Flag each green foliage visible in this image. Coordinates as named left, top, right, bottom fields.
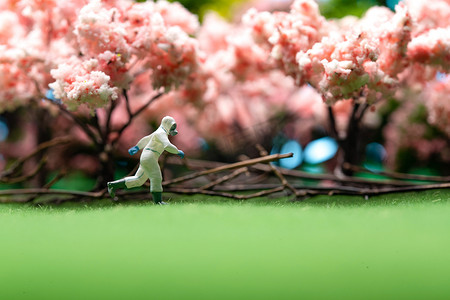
left=137, top=0, right=246, bottom=20
left=138, top=0, right=390, bottom=20
left=319, top=0, right=383, bottom=18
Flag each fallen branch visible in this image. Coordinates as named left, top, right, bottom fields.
left=255, top=144, right=301, bottom=197
left=293, top=182, right=450, bottom=199
left=165, top=186, right=285, bottom=200
left=199, top=167, right=249, bottom=190
left=164, top=157, right=419, bottom=187
left=343, top=163, right=450, bottom=183
left=0, top=188, right=106, bottom=198
left=163, top=152, right=293, bottom=186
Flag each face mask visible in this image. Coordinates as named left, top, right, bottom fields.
left=169, top=124, right=178, bottom=136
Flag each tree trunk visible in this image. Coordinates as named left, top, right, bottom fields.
left=96, top=143, right=115, bottom=190
left=34, top=106, right=52, bottom=187
left=328, top=102, right=364, bottom=177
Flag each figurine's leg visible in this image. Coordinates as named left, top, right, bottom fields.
left=150, top=167, right=164, bottom=204
left=108, top=166, right=148, bottom=199
left=141, top=158, right=165, bottom=204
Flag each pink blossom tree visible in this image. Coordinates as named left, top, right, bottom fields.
left=381, top=0, right=450, bottom=172
left=2, top=0, right=450, bottom=194
left=243, top=0, right=414, bottom=175
left=0, top=0, right=202, bottom=188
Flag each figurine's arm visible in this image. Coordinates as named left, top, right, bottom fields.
left=161, top=134, right=184, bottom=158
left=128, top=135, right=151, bottom=155
left=136, top=135, right=151, bottom=149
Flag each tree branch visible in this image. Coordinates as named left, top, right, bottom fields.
left=112, top=92, right=163, bottom=145
left=43, top=98, right=101, bottom=145
left=0, top=136, right=70, bottom=179
left=43, top=169, right=67, bottom=189
left=1, top=157, right=48, bottom=184
left=327, top=105, right=339, bottom=140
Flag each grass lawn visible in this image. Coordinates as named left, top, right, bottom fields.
left=1, top=189, right=449, bottom=300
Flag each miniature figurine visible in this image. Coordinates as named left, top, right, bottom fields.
left=107, top=116, right=185, bottom=204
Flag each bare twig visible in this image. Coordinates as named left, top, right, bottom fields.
left=0, top=188, right=106, bottom=198
left=165, top=186, right=285, bottom=200
left=43, top=169, right=67, bottom=189
left=163, top=153, right=293, bottom=186
left=250, top=164, right=418, bottom=186
left=208, top=182, right=450, bottom=198
left=1, top=157, right=48, bottom=184
left=210, top=183, right=362, bottom=193
left=200, top=167, right=248, bottom=190
left=112, top=92, right=164, bottom=145
left=256, top=144, right=301, bottom=197
left=360, top=182, right=450, bottom=195
left=355, top=103, right=370, bottom=122
left=105, top=99, right=118, bottom=141
left=1, top=136, right=70, bottom=179
left=123, top=89, right=132, bottom=117
left=343, top=163, right=450, bottom=183
left=164, top=157, right=420, bottom=187
left=43, top=97, right=101, bottom=145
left=293, top=182, right=450, bottom=199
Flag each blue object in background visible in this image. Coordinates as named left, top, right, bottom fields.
left=303, top=137, right=338, bottom=164
left=45, top=89, right=62, bottom=104
left=198, top=138, right=209, bottom=151
left=302, top=164, right=325, bottom=174
left=0, top=118, right=9, bottom=142
left=279, top=140, right=303, bottom=169
left=386, top=0, right=401, bottom=10
left=365, top=142, right=386, bottom=163
left=364, top=142, right=387, bottom=172
left=436, top=72, right=447, bottom=82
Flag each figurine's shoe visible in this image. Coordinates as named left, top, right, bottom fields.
left=158, top=201, right=169, bottom=205
left=107, top=182, right=115, bottom=198
left=152, top=191, right=163, bottom=204
left=107, top=179, right=126, bottom=199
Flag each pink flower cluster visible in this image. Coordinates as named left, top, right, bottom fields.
left=49, top=57, right=119, bottom=111
left=407, top=28, right=450, bottom=71
left=425, top=75, right=450, bottom=136
left=0, top=0, right=201, bottom=112
left=295, top=4, right=411, bottom=105
left=242, top=1, right=413, bottom=106
left=404, top=0, right=450, bottom=35
left=243, top=0, right=327, bottom=85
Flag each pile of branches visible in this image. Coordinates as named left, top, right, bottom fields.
left=1, top=143, right=449, bottom=204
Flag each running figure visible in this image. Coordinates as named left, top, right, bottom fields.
left=107, top=116, right=184, bottom=204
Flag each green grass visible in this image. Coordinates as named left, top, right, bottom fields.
left=1, top=190, right=449, bottom=300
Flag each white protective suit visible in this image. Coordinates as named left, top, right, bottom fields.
left=124, top=116, right=180, bottom=192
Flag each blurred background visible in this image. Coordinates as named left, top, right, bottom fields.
left=1, top=0, right=448, bottom=194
